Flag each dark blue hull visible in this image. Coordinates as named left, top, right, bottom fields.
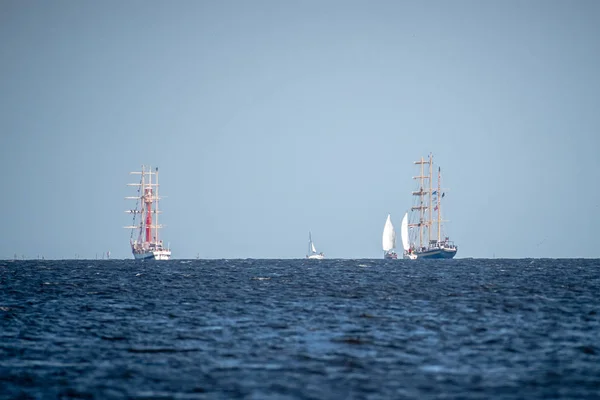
left=415, top=248, right=457, bottom=259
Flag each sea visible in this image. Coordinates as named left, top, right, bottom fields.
left=1, top=259, right=599, bottom=399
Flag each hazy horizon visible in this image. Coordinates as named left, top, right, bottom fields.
left=2, top=1, right=599, bottom=259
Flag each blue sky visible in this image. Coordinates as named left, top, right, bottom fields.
left=1, top=0, right=599, bottom=259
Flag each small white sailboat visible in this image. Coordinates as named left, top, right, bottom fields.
left=306, top=232, right=324, bottom=259
left=382, top=214, right=398, bottom=259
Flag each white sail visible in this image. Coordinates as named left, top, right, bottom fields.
left=307, top=231, right=324, bottom=259
left=382, top=214, right=396, bottom=251
left=401, top=212, right=409, bottom=251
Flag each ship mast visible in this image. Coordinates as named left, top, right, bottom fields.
left=420, top=157, right=424, bottom=249
left=125, top=165, right=159, bottom=245
left=155, top=167, right=159, bottom=246
left=140, top=165, right=146, bottom=243
left=437, top=166, right=442, bottom=242
left=412, top=156, right=429, bottom=249
left=144, top=166, right=152, bottom=244
left=428, top=154, right=433, bottom=246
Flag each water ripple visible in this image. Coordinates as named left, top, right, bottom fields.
left=0, top=258, right=599, bottom=399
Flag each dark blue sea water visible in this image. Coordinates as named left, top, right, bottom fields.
left=1, top=259, right=599, bottom=399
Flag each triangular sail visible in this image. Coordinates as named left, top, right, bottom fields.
left=308, top=231, right=317, bottom=255
left=382, top=214, right=396, bottom=251
left=306, top=231, right=324, bottom=259
left=401, top=212, right=410, bottom=251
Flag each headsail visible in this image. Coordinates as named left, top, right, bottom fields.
left=401, top=212, right=410, bottom=251
left=308, top=232, right=317, bottom=255
left=382, top=214, right=396, bottom=251
left=307, top=231, right=324, bottom=259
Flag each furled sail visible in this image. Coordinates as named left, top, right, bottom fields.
left=401, top=212, right=410, bottom=251
left=382, top=214, right=396, bottom=251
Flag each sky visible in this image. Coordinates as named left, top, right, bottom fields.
left=1, top=0, right=599, bottom=259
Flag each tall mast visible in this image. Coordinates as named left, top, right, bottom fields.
left=155, top=167, right=159, bottom=245
left=141, top=165, right=146, bottom=242
left=125, top=165, right=146, bottom=243
left=428, top=154, right=433, bottom=245
left=412, top=156, right=429, bottom=249
left=419, top=156, right=424, bottom=248
left=437, top=166, right=441, bottom=242
left=144, top=166, right=152, bottom=243
left=125, top=165, right=165, bottom=248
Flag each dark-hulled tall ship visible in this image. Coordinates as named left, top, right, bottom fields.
left=403, top=154, right=457, bottom=260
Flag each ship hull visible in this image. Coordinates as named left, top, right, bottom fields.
left=413, top=248, right=457, bottom=259
left=384, top=251, right=398, bottom=260
left=307, top=254, right=325, bottom=260
left=133, top=249, right=171, bottom=261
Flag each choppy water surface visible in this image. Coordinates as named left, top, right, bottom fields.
left=1, top=259, right=599, bottom=399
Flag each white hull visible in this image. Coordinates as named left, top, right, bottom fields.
left=403, top=252, right=417, bottom=260
left=307, top=254, right=324, bottom=260
left=133, top=249, right=171, bottom=260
